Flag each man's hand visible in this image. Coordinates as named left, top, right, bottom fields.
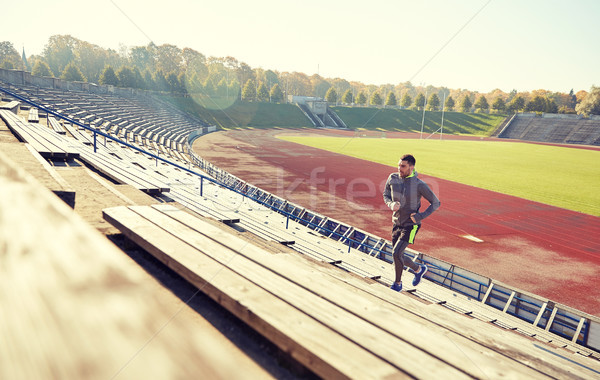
left=392, top=202, right=401, bottom=211
left=410, top=213, right=417, bottom=223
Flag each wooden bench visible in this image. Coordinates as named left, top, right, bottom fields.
left=0, top=110, right=79, bottom=160
left=47, top=117, right=66, bottom=134
left=0, top=100, right=20, bottom=113
left=102, top=204, right=600, bottom=379
left=0, top=150, right=273, bottom=379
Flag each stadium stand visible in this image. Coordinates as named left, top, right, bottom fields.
left=1, top=75, right=599, bottom=376
left=498, top=112, right=600, bottom=146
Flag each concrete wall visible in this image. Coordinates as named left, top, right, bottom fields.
left=0, top=68, right=146, bottom=98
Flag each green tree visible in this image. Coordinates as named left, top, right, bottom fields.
left=116, top=66, right=135, bottom=88
left=242, top=78, right=257, bottom=101
left=460, top=95, right=472, bottom=112
left=153, top=70, right=169, bottom=92
left=342, top=89, right=353, bottom=104
left=166, top=72, right=183, bottom=93
left=576, top=86, right=600, bottom=116
left=74, top=40, right=108, bottom=84
left=325, top=87, right=338, bottom=103
left=270, top=83, right=284, bottom=102
left=356, top=91, right=367, bottom=105
left=130, top=44, right=157, bottom=72
left=99, top=65, right=118, bottom=86
left=133, top=67, right=145, bottom=89
left=474, top=95, right=489, bottom=112
left=31, top=60, right=54, bottom=77
left=143, top=69, right=156, bottom=90
left=506, top=95, right=525, bottom=113
left=0, top=41, right=24, bottom=70
left=61, top=62, right=85, bottom=81
left=155, top=44, right=183, bottom=76
left=491, top=97, right=506, bottom=113
left=256, top=82, right=269, bottom=101
left=414, top=93, right=425, bottom=110
left=427, top=93, right=440, bottom=110
left=445, top=96, right=455, bottom=111
left=370, top=91, right=383, bottom=105
left=525, top=96, right=546, bottom=112
left=43, top=35, right=77, bottom=78
left=385, top=92, right=397, bottom=106
left=400, top=93, right=412, bottom=108
left=545, top=98, right=558, bottom=113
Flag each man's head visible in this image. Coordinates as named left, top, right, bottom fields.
left=398, top=154, right=416, bottom=178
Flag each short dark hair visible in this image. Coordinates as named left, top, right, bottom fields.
left=400, top=154, right=416, bottom=166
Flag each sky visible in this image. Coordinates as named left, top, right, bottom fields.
left=3, top=0, right=599, bottom=93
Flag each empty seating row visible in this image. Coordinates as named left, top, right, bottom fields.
left=0, top=110, right=79, bottom=159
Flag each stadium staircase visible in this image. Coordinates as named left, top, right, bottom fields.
left=1, top=81, right=600, bottom=376
left=498, top=113, right=600, bottom=146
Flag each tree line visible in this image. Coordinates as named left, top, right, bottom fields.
left=1, top=36, right=598, bottom=116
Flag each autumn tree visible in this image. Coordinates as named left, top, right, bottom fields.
left=61, top=62, right=85, bottom=81
left=43, top=35, right=77, bottom=78
left=575, top=86, right=600, bottom=116
left=0, top=41, right=24, bottom=70
left=31, top=60, right=54, bottom=77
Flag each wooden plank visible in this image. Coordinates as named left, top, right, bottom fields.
left=0, top=150, right=273, bottom=379
left=148, top=204, right=598, bottom=379
left=503, top=291, right=516, bottom=313
left=573, top=318, right=586, bottom=343
left=534, top=302, right=548, bottom=328
left=102, top=206, right=402, bottom=379
left=546, top=307, right=558, bottom=332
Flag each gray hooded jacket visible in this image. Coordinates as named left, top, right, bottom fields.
left=383, top=171, right=440, bottom=227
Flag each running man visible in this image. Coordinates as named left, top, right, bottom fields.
left=383, top=154, right=440, bottom=292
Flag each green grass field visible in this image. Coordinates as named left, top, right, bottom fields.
left=277, top=136, right=600, bottom=216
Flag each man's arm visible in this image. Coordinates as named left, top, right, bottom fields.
left=382, top=174, right=400, bottom=211
left=412, top=182, right=440, bottom=223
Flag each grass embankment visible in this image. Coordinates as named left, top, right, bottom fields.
left=277, top=136, right=600, bottom=216
left=332, top=106, right=506, bottom=136
left=160, top=95, right=506, bottom=134
left=158, top=96, right=311, bottom=129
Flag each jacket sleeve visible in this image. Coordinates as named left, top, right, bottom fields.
left=412, top=182, right=440, bottom=223
left=382, top=174, right=396, bottom=210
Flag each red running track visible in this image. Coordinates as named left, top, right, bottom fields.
left=194, top=129, right=600, bottom=316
